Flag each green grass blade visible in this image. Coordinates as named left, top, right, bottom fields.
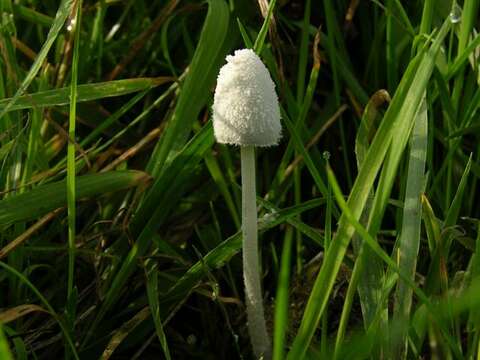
left=236, top=17, right=253, bottom=48
left=419, top=0, right=434, bottom=36
left=386, top=0, right=398, bottom=92
left=204, top=151, right=240, bottom=228
left=257, top=197, right=325, bottom=248
left=444, top=155, right=472, bottom=228
left=354, top=90, right=389, bottom=292
left=330, top=42, right=369, bottom=105
left=281, top=110, right=330, bottom=204
left=447, top=34, right=480, bottom=79
left=323, top=0, right=352, bottom=187
left=451, top=0, right=480, bottom=113
left=80, top=90, right=148, bottom=147
left=295, top=0, right=311, bottom=102
left=66, top=0, right=82, bottom=304
left=349, top=90, right=390, bottom=346
left=0, top=325, right=13, bottom=360
left=447, top=123, right=480, bottom=139
left=145, top=256, right=171, bottom=360
left=333, top=243, right=366, bottom=359
left=0, top=171, right=149, bottom=227
left=421, top=194, right=442, bottom=254
left=0, top=78, right=166, bottom=113
left=424, top=157, right=472, bottom=297
left=147, top=0, right=231, bottom=177
left=273, top=227, right=293, bottom=360
left=0, top=0, right=74, bottom=120
left=253, top=0, right=277, bottom=54
left=11, top=4, right=53, bottom=27
left=20, top=71, right=48, bottom=188
left=392, top=96, right=428, bottom=357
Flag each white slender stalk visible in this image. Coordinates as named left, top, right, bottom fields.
left=241, top=145, right=271, bottom=359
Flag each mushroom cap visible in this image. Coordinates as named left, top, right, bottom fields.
left=212, top=49, right=282, bottom=147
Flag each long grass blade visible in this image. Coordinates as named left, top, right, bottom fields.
left=0, top=325, right=13, bottom=360
left=392, top=96, right=428, bottom=357
left=0, top=78, right=168, bottom=113
left=0, top=171, right=149, bottom=227
left=66, top=0, right=82, bottom=308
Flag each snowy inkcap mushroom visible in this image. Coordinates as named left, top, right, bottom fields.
left=212, top=48, right=281, bottom=146
left=212, top=48, right=281, bottom=359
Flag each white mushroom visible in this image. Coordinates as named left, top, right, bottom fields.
left=213, top=48, right=281, bottom=359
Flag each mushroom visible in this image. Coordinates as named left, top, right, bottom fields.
left=212, top=48, right=281, bottom=359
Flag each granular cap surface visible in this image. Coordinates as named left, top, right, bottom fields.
left=212, top=49, right=282, bottom=147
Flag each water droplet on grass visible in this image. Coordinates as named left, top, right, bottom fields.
left=66, top=18, right=76, bottom=32
left=449, top=4, right=462, bottom=24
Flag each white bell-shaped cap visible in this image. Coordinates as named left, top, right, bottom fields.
left=212, top=49, right=282, bottom=147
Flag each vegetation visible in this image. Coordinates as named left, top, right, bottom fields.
left=0, top=0, right=480, bottom=359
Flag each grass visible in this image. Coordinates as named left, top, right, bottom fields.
left=0, top=0, right=479, bottom=359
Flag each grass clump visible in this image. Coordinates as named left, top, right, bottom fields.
left=0, top=0, right=480, bottom=359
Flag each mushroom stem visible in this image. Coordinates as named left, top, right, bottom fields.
left=241, top=145, right=271, bottom=359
